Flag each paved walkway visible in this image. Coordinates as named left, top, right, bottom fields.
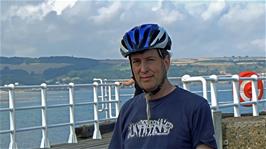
left=51, top=132, right=113, bottom=149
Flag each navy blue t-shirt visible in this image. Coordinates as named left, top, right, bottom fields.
left=109, top=86, right=217, bottom=149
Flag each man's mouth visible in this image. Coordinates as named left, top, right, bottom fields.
left=140, top=76, right=152, bottom=81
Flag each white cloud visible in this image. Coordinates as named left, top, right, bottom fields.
left=6, top=4, right=50, bottom=20
left=201, top=0, right=226, bottom=21
left=90, top=1, right=122, bottom=24
left=184, top=2, right=208, bottom=17
left=119, top=1, right=183, bottom=26
left=151, top=0, right=163, bottom=11
left=48, top=0, right=78, bottom=15
left=220, top=2, right=265, bottom=24
left=156, top=9, right=183, bottom=25
left=4, top=0, right=78, bottom=21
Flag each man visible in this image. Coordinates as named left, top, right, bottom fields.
left=109, top=24, right=217, bottom=149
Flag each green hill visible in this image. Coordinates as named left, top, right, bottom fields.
left=0, top=56, right=130, bottom=85
left=0, top=56, right=265, bottom=85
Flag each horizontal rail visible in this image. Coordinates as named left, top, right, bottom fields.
left=0, top=107, right=11, bottom=112
left=47, top=103, right=72, bottom=109
left=16, top=126, right=43, bottom=132
left=75, top=101, right=94, bottom=106
left=16, top=105, right=42, bottom=111
left=0, top=130, right=12, bottom=134
left=48, top=123, right=71, bottom=128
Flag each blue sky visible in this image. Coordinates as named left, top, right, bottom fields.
left=1, top=0, right=265, bottom=59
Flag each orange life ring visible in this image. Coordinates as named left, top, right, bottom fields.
left=239, top=71, right=264, bottom=107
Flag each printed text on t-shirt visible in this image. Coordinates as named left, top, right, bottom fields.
left=127, top=118, right=173, bottom=139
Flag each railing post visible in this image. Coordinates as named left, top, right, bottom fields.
left=201, top=78, right=208, bottom=100
left=232, top=75, right=240, bottom=117
left=114, top=82, right=121, bottom=118
left=93, top=82, right=102, bottom=139
left=181, top=75, right=190, bottom=90
left=181, top=75, right=208, bottom=100
left=8, top=84, right=18, bottom=149
left=251, top=75, right=259, bottom=116
left=209, top=75, right=219, bottom=112
left=103, top=79, right=109, bottom=119
left=40, top=83, right=50, bottom=148
left=68, top=83, right=77, bottom=143
left=93, top=78, right=107, bottom=117
left=108, top=85, right=114, bottom=118
left=212, top=111, right=223, bottom=149
left=100, top=80, right=105, bottom=112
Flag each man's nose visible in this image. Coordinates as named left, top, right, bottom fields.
left=140, top=62, right=148, bottom=73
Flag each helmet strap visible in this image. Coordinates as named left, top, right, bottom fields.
left=157, top=49, right=163, bottom=58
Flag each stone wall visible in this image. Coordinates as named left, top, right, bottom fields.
left=75, top=114, right=266, bottom=149
left=222, top=114, right=266, bottom=149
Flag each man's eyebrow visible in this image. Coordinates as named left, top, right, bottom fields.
left=144, top=56, right=157, bottom=59
left=131, top=57, right=140, bottom=60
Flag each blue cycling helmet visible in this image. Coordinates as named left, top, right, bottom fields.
left=120, top=24, right=172, bottom=57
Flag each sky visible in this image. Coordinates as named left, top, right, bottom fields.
left=0, top=0, right=265, bottom=59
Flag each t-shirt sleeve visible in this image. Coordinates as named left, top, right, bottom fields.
left=191, top=100, right=217, bottom=149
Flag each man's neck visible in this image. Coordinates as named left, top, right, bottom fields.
left=147, top=80, right=176, bottom=100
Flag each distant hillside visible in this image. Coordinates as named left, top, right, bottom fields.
left=0, top=56, right=265, bottom=85
left=0, top=56, right=130, bottom=85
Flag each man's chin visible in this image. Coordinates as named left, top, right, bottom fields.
left=141, top=86, right=157, bottom=93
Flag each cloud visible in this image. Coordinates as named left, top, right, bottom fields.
left=3, top=0, right=78, bottom=21
left=201, top=0, right=226, bottom=21
left=151, top=0, right=163, bottom=11
left=48, top=0, right=78, bottom=15
left=117, top=1, right=183, bottom=26
left=90, top=1, right=122, bottom=24
left=1, top=1, right=265, bottom=59
left=220, top=2, right=265, bottom=25
left=6, top=3, right=50, bottom=20
left=184, top=2, right=207, bottom=17
left=154, top=7, right=183, bottom=25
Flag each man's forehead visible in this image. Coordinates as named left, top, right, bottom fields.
left=130, top=49, right=159, bottom=58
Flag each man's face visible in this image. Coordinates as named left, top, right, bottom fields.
left=130, top=49, right=170, bottom=92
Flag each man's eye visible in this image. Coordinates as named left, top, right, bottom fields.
left=147, top=58, right=155, bottom=62
left=132, top=60, right=140, bottom=64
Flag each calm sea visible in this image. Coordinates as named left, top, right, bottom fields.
left=0, top=84, right=265, bottom=149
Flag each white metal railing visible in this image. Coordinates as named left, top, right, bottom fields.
left=0, top=81, right=121, bottom=149
left=0, top=74, right=265, bottom=149
left=180, top=74, right=266, bottom=117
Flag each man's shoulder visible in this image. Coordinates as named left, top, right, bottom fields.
left=174, top=86, right=209, bottom=106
